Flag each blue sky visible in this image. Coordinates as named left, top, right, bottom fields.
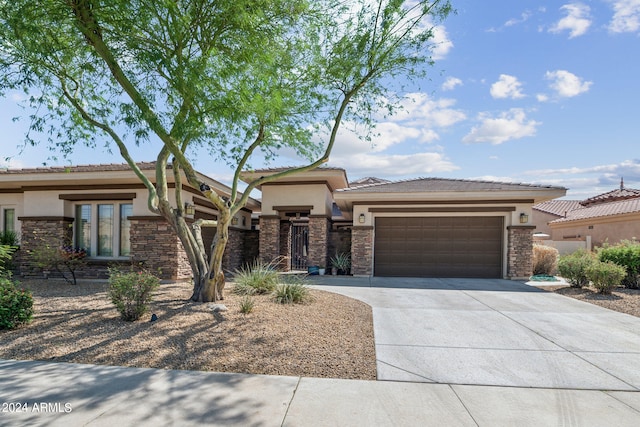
left=1, top=0, right=639, bottom=200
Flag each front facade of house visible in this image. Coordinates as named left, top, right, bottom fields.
left=242, top=168, right=566, bottom=280
left=1, top=163, right=565, bottom=281
left=0, top=163, right=259, bottom=280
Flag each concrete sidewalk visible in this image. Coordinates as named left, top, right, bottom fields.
left=1, top=359, right=639, bottom=426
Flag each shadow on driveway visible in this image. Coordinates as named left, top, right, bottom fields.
left=308, top=276, right=545, bottom=292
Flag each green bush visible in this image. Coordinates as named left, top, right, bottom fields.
left=239, top=295, right=255, bottom=314
left=108, top=268, right=160, bottom=321
left=585, top=260, right=626, bottom=294
left=233, top=259, right=280, bottom=295
left=0, top=277, right=34, bottom=330
left=532, top=244, right=559, bottom=275
left=597, top=241, right=640, bottom=289
left=557, top=250, right=594, bottom=288
left=272, top=276, right=312, bottom=304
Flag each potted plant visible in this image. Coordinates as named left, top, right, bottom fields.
left=330, top=252, right=351, bottom=275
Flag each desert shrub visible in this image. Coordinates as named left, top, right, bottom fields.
left=532, top=244, right=559, bottom=275
left=273, top=276, right=312, bottom=304
left=585, top=260, right=626, bottom=294
left=108, top=268, right=160, bottom=321
left=239, top=295, right=255, bottom=314
left=30, top=242, right=87, bottom=285
left=0, top=230, right=19, bottom=246
left=557, top=250, right=594, bottom=288
left=0, top=277, right=33, bottom=330
left=329, top=252, right=351, bottom=274
left=597, top=241, right=640, bottom=289
left=233, top=259, right=280, bottom=295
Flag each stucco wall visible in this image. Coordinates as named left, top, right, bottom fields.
left=550, top=213, right=640, bottom=248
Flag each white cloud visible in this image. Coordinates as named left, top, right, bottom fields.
left=490, top=74, right=526, bottom=99
left=442, top=76, right=463, bottom=91
left=328, top=151, right=459, bottom=177
left=505, top=11, right=533, bottom=27
left=545, top=70, right=592, bottom=97
left=549, top=3, right=592, bottom=38
left=430, top=25, right=454, bottom=60
left=536, top=93, right=550, bottom=102
left=607, top=0, right=640, bottom=33
left=462, top=109, right=541, bottom=145
left=398, top=92, right=467, bottom=128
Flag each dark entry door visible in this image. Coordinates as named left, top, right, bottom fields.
left=291, top=224, right=309, bottom=270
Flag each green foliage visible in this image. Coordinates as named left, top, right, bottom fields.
left=30, top=242, right=87, bottom=286
left=585, top=260, right=626, bottom=295
left=0, top=245, right=16, bottom=274
left=557, top=250, right=594, bottom=288
left=0, top=277, right=34, bottom=330
left=239, top=295, right=255, bottom=314
left=233, top=259, right=280, bottom=295
left=273, top=276, right=312, bottom=304
left=0, top=231, right=19, bottom=246
left=597, top=240, right=640, bottom=289
left=330, top=252, right=351, bottom=273
left=108, top=268, right=160, bottom=321
left=532, top=244, right=559, bottom=276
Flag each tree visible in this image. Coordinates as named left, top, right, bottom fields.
left=0, top=0, right=452, bottom=302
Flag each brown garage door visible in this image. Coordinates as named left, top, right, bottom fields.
left=374, top=216, right=503, bottom=278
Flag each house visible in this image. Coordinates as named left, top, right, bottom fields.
left=533, top=179, right=640, bottom=252
left=1, top=163, right=566, bottom=281
left=241, top=168, right=566, bottom=280
left=0, top=163, right=260, bottom=280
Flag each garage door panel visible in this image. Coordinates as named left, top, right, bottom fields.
left=374, top=216, right=503, bottom=278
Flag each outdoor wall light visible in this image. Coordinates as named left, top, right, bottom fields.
left=519, top=212, right=529, bottom=224
left=231, top=216, right=239, bottom=226
left=358, top=213, right=366, bottom=224
left=184, top=203, right=195, bottom=216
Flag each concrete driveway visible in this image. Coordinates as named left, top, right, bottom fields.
left=310, top=277, right=640, bottom=391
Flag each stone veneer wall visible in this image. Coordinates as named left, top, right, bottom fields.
left=279, top=222, right=291, bottom=271
left=129, top=217, right=191, bottom=280
left=308, top=216, right=329, bottom=268
left=328, top=228, right=352, bottom=260
left=222, top=228, right=260, bottom=274
left=259, top=216, right=281, bottom=265
left=507, top=225, right=535, bottom=279
left=19, top=216, right=73, bottom=278
left=351, top=226, right=373, bottom=276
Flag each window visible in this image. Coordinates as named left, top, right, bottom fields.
left=3, top=208, right=15, bottom=233
left=74, top=202, right=132, bottom=258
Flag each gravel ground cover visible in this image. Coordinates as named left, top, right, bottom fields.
left=536, top=284, right=640, bottom=317
left=0, top=280, right=376, bottom=380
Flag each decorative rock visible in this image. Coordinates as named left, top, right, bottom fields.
left=207, top=303, right=228, bottom=312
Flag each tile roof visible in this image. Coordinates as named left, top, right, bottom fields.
left=348, top=177, right=390, bottom=186
left=579, top=187, right=640, bottom=207
left=337, top=177, right=565, bottom=193
left=533, top=200, right=583, bottom=217
left=550, top=198, right=640, bottom=224
left=0, top=162, right=159, bottom=174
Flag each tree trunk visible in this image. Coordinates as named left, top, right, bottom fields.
left=189, top=218, right=229, bottom=302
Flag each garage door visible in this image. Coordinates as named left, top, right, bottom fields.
left=374, top=216, right=503, bottom=278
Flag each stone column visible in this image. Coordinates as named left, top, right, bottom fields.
left=279, top=221, right=291, bottom=271
left=259, top=216, right=281, bottom=265
left=18, top=216, right=73, bottom=277
left=351, top=226, right=373, bottom=276
left=507, top=225, right=535, bottom=280
left=308, top=215, right=330, bottom=268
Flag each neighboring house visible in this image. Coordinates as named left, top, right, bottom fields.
left=241, top=168, right=566, bottom=280
left=532, top=180, right=640, bottom=252
left=1, top=163, right=566, bottom=281
left=0, top=163, right=259, bottom=280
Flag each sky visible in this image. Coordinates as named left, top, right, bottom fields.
left=1, top=0, right=639, bottom=200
